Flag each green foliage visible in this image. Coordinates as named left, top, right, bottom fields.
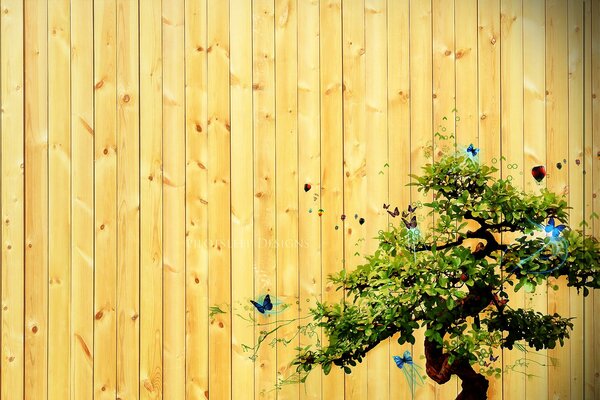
left=291, top=150, right=600, bottom=379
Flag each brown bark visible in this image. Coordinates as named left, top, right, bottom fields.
left=424, top=339, right=489, bottom=400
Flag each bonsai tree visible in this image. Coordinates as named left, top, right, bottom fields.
left=288, top=149, right=600, bottom=400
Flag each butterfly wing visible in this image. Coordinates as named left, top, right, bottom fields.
left=545, top=218, right=556, bottom=234
left=467, top=144, right=474, bottom=153
left=409, top=215, right=417, bottom=229
left=250, top=300, right=265, bottom=314
left=552, top=224, right=567, bottom=237
left=262, top=294, right=273, bottom=311
left=403, top=350, right=413, bottom=364
left=393, top=355, right=404, bottom=369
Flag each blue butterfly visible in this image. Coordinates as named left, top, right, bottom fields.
left=545, top=218, right=566, bottom=238
left=393, top=351, right=413, bottom=369
left=466, top=144, right=479, bottom=157
left=250, top=294, right=273, bottom=314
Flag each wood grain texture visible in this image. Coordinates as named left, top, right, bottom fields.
left=0, top=2, right=598, bottom=399
left=48, top=1, right=71, bottom=397
left=1, top=1, right=24, bottom=398
left=298, top=0, right=322, bottom=398
left=116, top=0, right=140, bottom=398
left=162, top=0, right=186, bottom=397
left=94, top=1, right=117, bottom=398
left=186, top=0, right=209, bottom=399
left=319, top=1, right=345, bottom=398
left=24, top=0, right=49, bottom=398
left=140, top=0, right=163, bottom=398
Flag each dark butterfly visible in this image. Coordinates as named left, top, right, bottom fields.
left=489, top=354, right=499, bottom=362
left=383, top=203, right=390, bottom=209
left=407, top=204, right=416, bottom=213
left=466, top=144, right=479, bottom=157
left=250, top=294, right=273, bottom=314
left=387, top=207, right=400, bottom=218
left=402, top=215, right=417, bottom=230
left=545, top=217, right=566, bottom=238
left=393, top=351, right=413, bottom=369
left=531, top=165, right=546, bottom=182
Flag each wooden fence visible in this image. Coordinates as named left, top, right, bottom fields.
left=0, top=0, right=599, bottom=399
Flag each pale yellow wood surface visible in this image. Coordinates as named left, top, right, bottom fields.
left=94, top=1, right=117, bottom=398
left=24, top=0, right=49, bottom=398
left=591, top=2, right=600, bottom=398
left=500, top=3, right=525, bottom=400
left=207, top=1, right=232, bottom=399
left=523, top=1, right=548, bottom=399
left=410, top=1, right=435, bottom=398
left=298, top=0, right=322, bottom=398
left=342, top=2, right=367, bottom=398
left=583, top=1, right=595, bottom=397
left=546, top=2, right=571, bottom=399
left=364, top=1, right=389, bottom=398
left=432, top=0, right=458, bottom=396
left=0, top=2, right=599, bottom=399
left=116, top=1, right=140, bottom=398
left=253, top=1, right=277, bottom=398
left=319, top=1, right=345, bottom=399
left=567, top=2, right=585, bottom=399
left=186, top=0, right=209, bottom=399
left=48, top=0, right=71, bottom=397
left=162, top=0, right=186, bottom=397
left=455, top=0, right=479, bottom=146
left=139, top=0, right=163, bottom=398
left=387, top=1, right=412, bottom=398
left=0, top=1, right=24, bottom=398
left=230, top=1, right=254, bottom=399
left=275, top=1, right=300, bottom=398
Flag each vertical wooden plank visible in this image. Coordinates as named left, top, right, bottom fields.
left=409, top=1, right=435, bottom=398
left=298, top=0, right=321, bottom=398
left=116, top=0, right=140, bottom=398
left=432, top=1, right=457, bottom=396
left=275, top=0, right=299, bottom=398
left=567, top=2, right=585, bottom=399
left=253, top=1, right=276, bottom=398
left=387, top=0, right=411, bottom=398
left=455, top=0, right=479, bottom=146
left=186, top=0, right=208, bottom=399
left=230, top=0, right=254, bottom=398
left=319, top=1, right=345, bottom=398
left=583, top=1, right=594, bottom=397
left=48, top=0, right=71, bottom=397
left=207, top=1, right=232, bottom=399
left=140, top=0, right=163, bottom=397
left=162, top=0, right=186, bottom=397
left=477, top=2, right=501, bottom=398
left=523, top=1, right=548, bottom=399
left=0, top=1, right=24, bottom=398
left=24, top=0, right=49, bottom=397
left=586, top=1, right=600, bottom=398
left=500, top=2, right=525, bottom=400
left=342, top=1, right=367, bottom=397
left=546, top=1, right=570, bottom=398
left=364, top=1, right=389, bottom=399
left=94, top=0, right=117, bottom=398
left=71, top=0, right=94, bottom=397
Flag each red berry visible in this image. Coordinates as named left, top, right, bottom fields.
left=460, top=273, right=468, bottom=282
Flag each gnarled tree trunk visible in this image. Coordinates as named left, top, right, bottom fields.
left=424, top=338, right=489, bottom=400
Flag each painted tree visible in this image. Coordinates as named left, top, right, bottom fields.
left=288, top=149, right=600, bottom=400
